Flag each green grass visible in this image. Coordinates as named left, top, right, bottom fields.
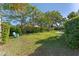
left=0, top=30, right=79, bottom=56
left=0, top=30, right=60, bottom=55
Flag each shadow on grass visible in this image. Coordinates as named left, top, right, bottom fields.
left=29, top=34, right=79, bottom=56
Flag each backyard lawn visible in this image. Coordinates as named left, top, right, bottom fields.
left=0, top=30, right=79, bottom=56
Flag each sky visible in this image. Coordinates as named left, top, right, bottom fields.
left=31, top=3, right=79, bottom=17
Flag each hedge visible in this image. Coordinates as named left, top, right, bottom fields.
left=64, top=16, right=79, bottom=48
left=2, top=23, right=10, bottom=43
left=24, top=25, right=49, bottom=33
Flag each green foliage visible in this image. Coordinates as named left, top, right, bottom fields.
left=25, top=25, right=34, bottom=33
left=24, top=25, right=49, bottom=33
left=64, top=16, right=79, bottom=48
left=2, top=23, right=10, bottom=43
left=46, top=10, right=63, bottom=29
left=10, top=26, right=16, bottom=36
left=16, top=26, right=22, bottom=35
left=10, top=26, right=22, bottom=36
left=25, top=25, right=40, bottom=33
left=40, top=27, right=49, bottom=32
left=67, top=12, right=78, bottom=19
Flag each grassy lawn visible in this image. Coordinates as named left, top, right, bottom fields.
left=0, top=30, right=79, bottom=56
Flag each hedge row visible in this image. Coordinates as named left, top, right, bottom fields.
left=23, top=25, right=49, bottom=33
left=2, top=23, right=10, bottom=43
left=64, top=16, right=79, bottom=49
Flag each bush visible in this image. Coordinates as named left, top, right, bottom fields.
left=10, top=26, right=22, bottom=36
left=2, top=23, right=10, bottom=43
left=10, top=26, right=16, bottom=36
left=16, top=26, right=22, bottom=35
left=25, top=25, right=40, bottom=33
left=64, top=16, right=79, bottom=48
left=25, top=25, right=49, bottom=33
left=40, top=27, right=49, bottom=32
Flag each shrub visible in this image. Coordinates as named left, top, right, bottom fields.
left=10, top=26, right=16, bottom=36
left=10, top=26, right=22, bottom=36
left=2, top=23, right=10, bottom=43
left=25, top=25, right=40, bottom=33
left=64, top=16, right=79, bottom=48
left=33, top=27, right=41, bottom=33
left=16, top=26, right=22, bottom=35
left=25, top=25, right=34, bottom=33
left=40, top=27, right=49, bottom=32
left=25, top=25, right=49, bottom=33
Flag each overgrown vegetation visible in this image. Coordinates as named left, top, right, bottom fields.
left=64, top=16, right=79, bottom=49
left=23, top=25, right=49, bottom=33
left=2, top=23, right=10, bottom=43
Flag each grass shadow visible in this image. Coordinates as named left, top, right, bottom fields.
left=29, top=34, right=79, bottom=56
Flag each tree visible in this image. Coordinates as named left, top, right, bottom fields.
left=46, top=10, right=63, bottom=29
left=0, top=3, right=34, bottom=33
left=77, top=10, right=79, bottom=16
left=29, top=6, right=39, bottom=25
left=67, top=11, right=78, bottom=19
left=30, top=7, right=52, bottom=30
